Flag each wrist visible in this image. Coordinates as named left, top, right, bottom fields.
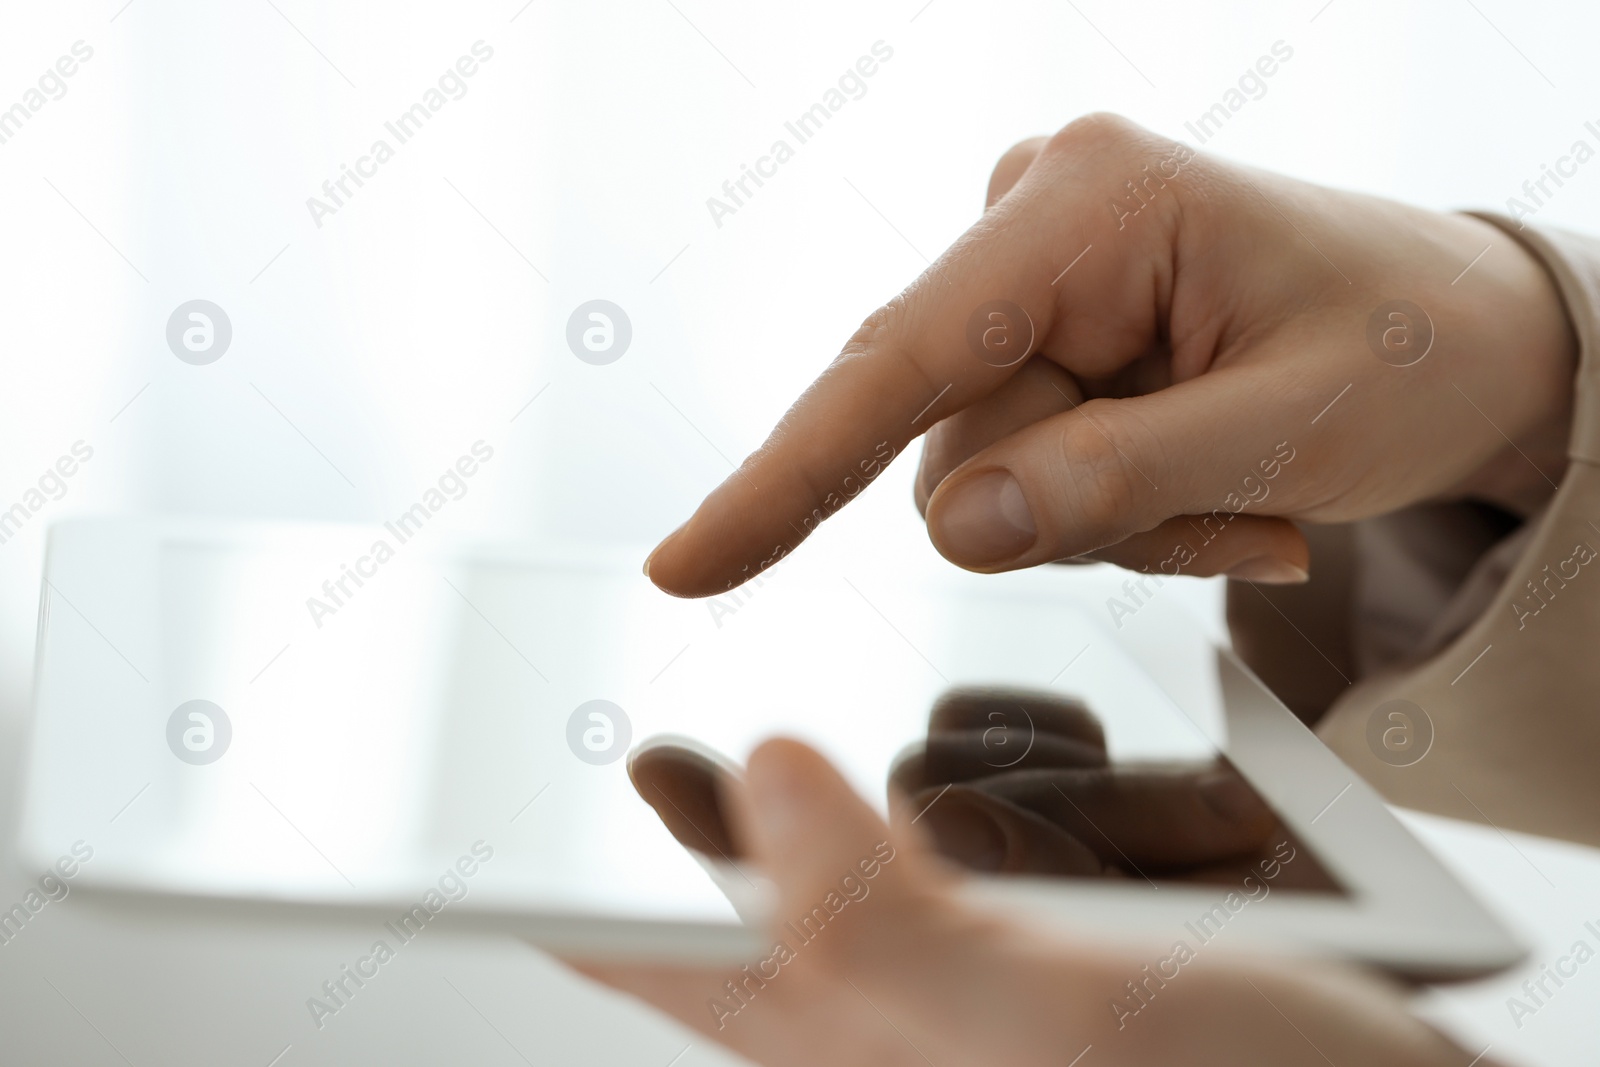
left=1451, top=215, right=1578, bottom=516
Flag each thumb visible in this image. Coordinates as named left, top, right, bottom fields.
left=725, top=739, right=948, bottom=969
left=923, top=366, right=1312, bottom=581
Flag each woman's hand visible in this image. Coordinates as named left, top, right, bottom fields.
left=643, top=113, right=1575, bottom=596
left=566, top=738, right=1487, bottom=1067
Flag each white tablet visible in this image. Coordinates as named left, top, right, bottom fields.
left=14, top=517, right=1522, bottom=979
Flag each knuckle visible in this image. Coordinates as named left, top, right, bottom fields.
left=995, top=136, right=1048, bottom=172
left=1054, top=411, right=1142, bottom=544
left=840, top=294, right=916, bottom=362
left=839, top=292, right=943, bottom=399
left=842, top=300, right=901, bottom=357
left=1043, top=111, right=1143, bottom=159
left=987, top=136, right=1049, bottom=202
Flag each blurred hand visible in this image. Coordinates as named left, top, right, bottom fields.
left=643, top=113, right=1574, bottom=596
left=573, top=738, right=1487, bottom=1067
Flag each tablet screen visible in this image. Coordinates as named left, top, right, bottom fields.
left=21, top=521, right=1341, bottom=933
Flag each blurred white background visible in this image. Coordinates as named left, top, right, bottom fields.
left=0, top=0, right=1597, bottom=1063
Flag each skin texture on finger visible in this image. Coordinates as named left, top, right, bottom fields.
left=966, top=763, right=1279, bottom=869
left=915, top=357, right=1083, bottom=514
left=645, top=115, right=1187, bottom=597
left=923, top=365, right=1314, bottom=571
left=911, top=342, right=1309, bottom=579
left=1076, top=512, right=1309, bottom=582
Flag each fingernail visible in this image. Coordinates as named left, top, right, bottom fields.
left=1226, top=556, right=1308, bottom=584
left=931, top=470, right=1036, bottom=565
left=1198, top=772, right=1261, bottom=823
left=921, top=794, right=1006, bottom=872
left=643, top=522, right=687, bottom=579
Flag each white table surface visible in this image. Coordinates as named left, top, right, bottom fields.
left=1404, top=809, right=1600, bottom=1067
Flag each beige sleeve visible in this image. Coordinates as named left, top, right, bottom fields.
left=1472, top=212, right=1600, bottom=465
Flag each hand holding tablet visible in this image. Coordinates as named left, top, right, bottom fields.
left=578, top=738, right=1488, bottom=1067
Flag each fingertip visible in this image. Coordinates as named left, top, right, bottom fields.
left=642, top=521, right=696, bottom=595
left=643, top=525, right=748, bottom=600
left=741, top=738, right=903, bottom=866
left=745, top=737, right=835, bottom=831
left=1220, top=520, right=1311, bottom=584
left=643, top=482, right=802, bottom=598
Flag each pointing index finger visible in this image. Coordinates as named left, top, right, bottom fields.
left=643, top=242, right=1057, bottom=598
left=641, top=114, right=1178, bottom=598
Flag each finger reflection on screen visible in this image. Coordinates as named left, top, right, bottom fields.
left=626, top=686, right=1338, bottom=893
left=894, top=687, right=1338, bottom=891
